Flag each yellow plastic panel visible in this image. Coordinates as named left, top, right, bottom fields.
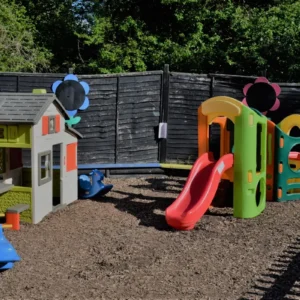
left=201, top=96, right=242, bottom=123
left=278, top=114, right=300, bottom=135
left=8, top=126, right=18, bottom=143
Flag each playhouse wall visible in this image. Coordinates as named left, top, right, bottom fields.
left=3, top=167, right=22, bottom=186
left=23, top=168, right=60, bottom=197
left=31, top=103, right=78, bottom=224
left=0, top=186, right=32, bottom=223
left=0, top=147, right=22, bottom=185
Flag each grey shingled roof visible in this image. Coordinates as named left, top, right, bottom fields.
left=0, top=93, right=82, bottom=138
left=0, top=93, right=65, bottom=124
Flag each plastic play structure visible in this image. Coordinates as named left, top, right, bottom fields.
left=0, top=86, right=112, bottom=271
left=0, top=90, right=84, bottom=270
left=0, top=92, right=82, bottom=227
left=165, top=90, right=300, bottom=230
left=0, top=92, right=112, bottom=231
left=79, top=169, right=113, bottom=199
left=0, top=87, right=112, bottom=231
left=0, top=225, right=20, bottom=270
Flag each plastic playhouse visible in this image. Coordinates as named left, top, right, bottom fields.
left=0, top=90, right=84, bottom=271
left=0, top=92, right=82, bottom=227
left=0, top=82, right=113, bottom=271
left=0, top=225, right=20, bottom=270
left=165, top=78, right=300, bottom=230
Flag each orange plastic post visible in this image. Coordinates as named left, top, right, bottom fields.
left=198, top=106, right=234, bottom=182
left=212, top=117, right=227, bottom=157
left=5, top=212, right=20, bottom=230
left=224, top=124, right=231, bottom=155
left=277, top=188, right=282, bottom=199
left=198, top=106, right=209, bottom=157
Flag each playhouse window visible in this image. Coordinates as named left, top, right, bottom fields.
left=49, top=116, right=56, bottom=134
left=0, top=128, right=5, bottom=139
left=38, top=150, right=52, bottom=186
left=42, top=115, right=61, bottom=135
left=49, top=115, right=61, bottom=134
left=0, top=148, right=6, bottom=174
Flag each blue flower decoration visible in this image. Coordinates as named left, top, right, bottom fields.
left=52, top=74, right=90, bottom=126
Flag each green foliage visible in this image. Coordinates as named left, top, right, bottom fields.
left=0, top=0, right=51, bottom=72
left=228, top=3, right=300, bottom=81
left=78, top=0, right=300, bottom=81
left=15, top=0, right=81, bottom=71
left=2, top=0, right=300, bottom=80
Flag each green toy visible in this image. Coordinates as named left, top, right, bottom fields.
left=274, top=126, right=300, bottom=201
left=233, top=105, right=267, bottom=218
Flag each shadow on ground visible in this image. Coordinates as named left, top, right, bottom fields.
left=241, top=237, right=300, bottom=300
left=129, top=177, right=186, bottom=193
left=90, top=177, right=185, bottom=231
left=88, top=177, right=236, bottom=231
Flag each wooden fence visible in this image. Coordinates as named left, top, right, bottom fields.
left=0, top=71, right=162, bottom=166
left=1, top=66, right=300, bottom=166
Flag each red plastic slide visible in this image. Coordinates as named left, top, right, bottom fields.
left=165, top=152, right=234, bottom=230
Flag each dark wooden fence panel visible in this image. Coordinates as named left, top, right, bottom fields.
left=0, top=72, right=162, bottom=166
left=0, top=76, right=18, bottom=92
left=18, top=75, right=63, bottom=92
left=74, top=76, right=118, bottom=164
left=0, top=73, right=66, bottom=166
left=117, top=73, right=162, bottom=163
left=166, top=72, right=210, bottom=163
left=212, top=78, right=246, bottom=99
left=2, top=70, right=300, bottom=167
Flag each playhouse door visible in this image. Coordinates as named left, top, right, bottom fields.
left=32, top=150, right=53, bottom=224
left=52, top=144, right=62, bottom=208
left=61, top=142, right=78, bottom=205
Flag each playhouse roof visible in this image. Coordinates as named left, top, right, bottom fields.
left=0, top=93, right=66, bottom=124
left=66, top=126, right=83, bottom=139
left=0, top=93, right=82, bottom=138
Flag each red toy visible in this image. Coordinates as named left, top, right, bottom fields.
left=165, top=153, right=234, bottom=230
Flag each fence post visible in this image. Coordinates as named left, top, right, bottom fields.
left=159, top=64, right=170, bottom=163
left=115, top=76, right=120, bottom=164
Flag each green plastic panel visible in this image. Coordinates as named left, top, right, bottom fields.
left=233, top=106, right=267, bottom=218
left=23, top=168, right=60, bottom=197
left=274, top=126, right=300, bottom=201
left=0, top=186, right=32, bottom=223
left=0, top=124, right=31, bottom=148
